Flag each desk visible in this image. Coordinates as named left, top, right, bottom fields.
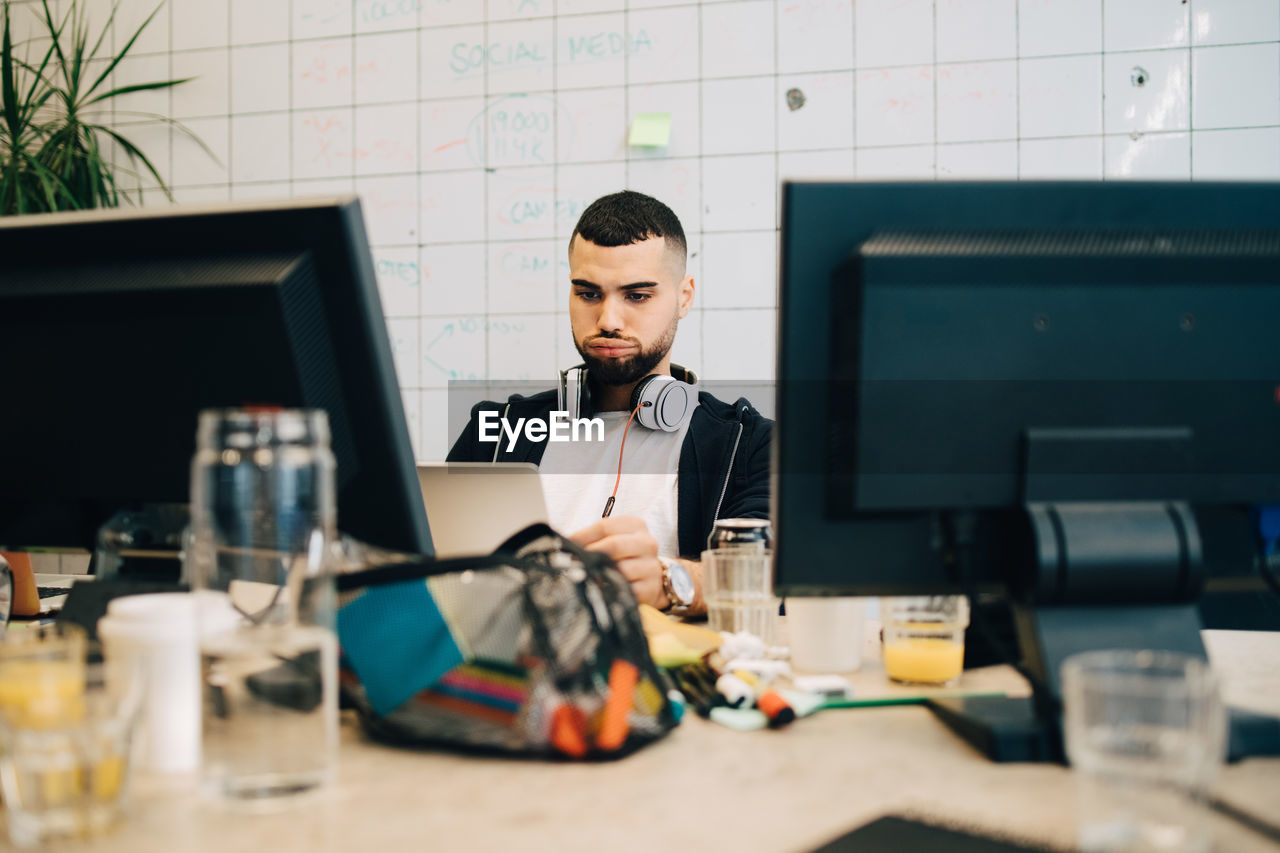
left=50, top=631, right=1280, bottom=853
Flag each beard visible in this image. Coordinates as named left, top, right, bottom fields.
left=574, top=314, right=679, bottom=386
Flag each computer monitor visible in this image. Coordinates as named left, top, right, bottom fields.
left=0, top=197, right=432, bottom=558
left=775, top=180, right=1280, bottom=761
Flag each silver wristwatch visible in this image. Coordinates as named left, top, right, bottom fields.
left=659, top=556, right=695, bottom=616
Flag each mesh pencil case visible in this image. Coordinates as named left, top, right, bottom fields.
left=335, top=523, right=678, bottom=759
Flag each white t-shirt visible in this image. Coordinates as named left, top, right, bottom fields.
left=537, top=407, right=695, bottom=557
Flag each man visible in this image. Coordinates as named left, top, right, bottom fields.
left=447, top=190, right=771, bottom=616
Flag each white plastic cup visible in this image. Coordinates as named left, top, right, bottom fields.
left=97, top=593, right=238, bottom=775
left=786, top=597, right=867, bottom=673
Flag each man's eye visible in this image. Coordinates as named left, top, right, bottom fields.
left=627, top=292, right=652, bottom=302
left=575, top=290, right=600, bottom=301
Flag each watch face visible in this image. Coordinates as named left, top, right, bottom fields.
left=668, top=560, right=695, bottom=605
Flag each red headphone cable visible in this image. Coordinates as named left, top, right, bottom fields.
left=602, top=401, right=647, bottom=518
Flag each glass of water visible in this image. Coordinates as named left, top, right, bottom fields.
left=1062, top=649, right=1227, bottom=853
left=701, top=548, right=777, bottom=643
left=186, top=409, right=339, bottom=806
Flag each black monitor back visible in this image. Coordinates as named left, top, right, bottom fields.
left=0, top=197, right=431, bottom=555
left=775, top=181, right=1280, bottom=596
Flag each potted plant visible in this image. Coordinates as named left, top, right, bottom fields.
left=0, top=0, right=210, bottom=215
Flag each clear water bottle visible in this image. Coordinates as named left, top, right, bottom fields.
left=186, top=409, right=338, bottom=803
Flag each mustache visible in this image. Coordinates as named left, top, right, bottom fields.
left=585, top=333, right=641, bottom=347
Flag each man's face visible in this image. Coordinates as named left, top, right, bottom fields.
left=568, top=235, right=694, bottom=386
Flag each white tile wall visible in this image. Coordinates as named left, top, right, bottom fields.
left=1018, top=0, right=1102, bottom=58
left=701, top=0, right=775, bottom=79
left=627, top=7, right=699, bottom=85
left=230, top=0, right=286, bottom=46
left=937, top=141, right=1018, bottom=178
left=856, top=0, right=934, bottom=68
left=777, top=0, right=853, bottom=74
left=420, top=244, right=487, bottom=315
left=1103, top=50, right=1191, bottom=134
left=857, top=144, right=936, bottom=179
left=1192, top=128, right=1280, bottom=179
left=1105, top=131, right=1190, bottom=178
left=856, top=67, right=935, bottom=147
left=420, top=170, right=486, bottom=243
left=701, top=77, right=777, bottom=155
left=936, top=0, right=1016, bottom=64
left=231, top=114, right=290, bottom=183
left=231, top=44, right=290, bottom=114
left=1103, top=0, right=1189, bottom=52
left=171, top=0, right=228, bottom=52
left=1192, top=44, right=1280, bottom=130
left=702, top=154, right=776, bottom=231
left=1019, top=137, right=1104, bottom=178
left=557, top=13, right=626, bottom=90
left=1019, top=56, right=1103, bottom=138
left=172, top=50, right=230, bottom=119
left=559, top=89, right=627, bottom=164
left=1193, top=0, right=1280, bottom=47
left=702, top=309, right=775, bottom=381
left=628, top=82, right=701, bottom=160
left=700, top=232, right=777, bottom=309
left=355, top=31, right=419, bottom=105
left=777, top=73, right=855, bottom=152
left=124, top=0, right=1280, bottom=460
left=936, top=62, right=1017, bottom=143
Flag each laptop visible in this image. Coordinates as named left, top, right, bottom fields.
left=33, top=572, right=94, bottom=614
left=415, top=462, right=550, bottom=558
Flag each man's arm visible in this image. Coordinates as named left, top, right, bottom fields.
left=446, top=401, right=496, bottom=462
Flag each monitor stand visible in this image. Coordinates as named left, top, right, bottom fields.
left=926, top=601, right=1280, bottom=763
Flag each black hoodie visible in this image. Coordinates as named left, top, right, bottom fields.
left=446, top=386, right=772, bottom=560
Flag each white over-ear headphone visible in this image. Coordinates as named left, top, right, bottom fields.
left=558, top=364, right=698, bottom=432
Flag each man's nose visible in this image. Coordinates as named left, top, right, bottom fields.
left=597, top=294, right=625, bottom=333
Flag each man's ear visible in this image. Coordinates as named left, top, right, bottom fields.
left=678, top=274, right=694, bottom=318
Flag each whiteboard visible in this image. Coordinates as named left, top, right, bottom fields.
left=37, top=0, right=1276, bottom=459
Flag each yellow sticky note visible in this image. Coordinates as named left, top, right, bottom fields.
left=628, top=113, right=671, bottom=147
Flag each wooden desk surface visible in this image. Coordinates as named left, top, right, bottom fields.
left=44, top=631, right=1280, bottom=853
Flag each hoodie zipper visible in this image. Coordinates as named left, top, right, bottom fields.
left=708, top=406, right=747, bottom=546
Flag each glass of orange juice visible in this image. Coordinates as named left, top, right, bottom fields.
left=0, top=626, right=145, bottom=847
left=880, top=596, right=970, bottom=686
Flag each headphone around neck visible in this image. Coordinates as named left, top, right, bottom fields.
left=558, top=364, right=698, bottom=432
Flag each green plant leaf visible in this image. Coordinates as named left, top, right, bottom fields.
left=2, top=0, right=196, bottom=215
left=96, top=125, right=171, bottom=200
left=83, top=77, right=192, bottom=108
left=83, top=1, right=160, bottom=103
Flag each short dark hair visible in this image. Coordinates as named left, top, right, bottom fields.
left=570, top=190, right=687, bottom=258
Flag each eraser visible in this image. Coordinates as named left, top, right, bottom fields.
left=778, top=689, right=826, bottom=718
left=709, top=707, right=768, bottom=732
left=792, top=674, right=854, bottom=699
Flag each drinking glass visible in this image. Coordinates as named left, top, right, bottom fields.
left=186, top=409, right=339, bottom=806
left=881, top=595, right=969, bottom=685
left=702, top=548, right=777, bottom=643
left=1062, top=650, right=1227, bottom=853
left=0, top=631, right=144, bottom=847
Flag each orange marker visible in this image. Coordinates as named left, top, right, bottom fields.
left=596, top=659, right=639, bottom=751
left=757, top=689, right=796, bottom=728
left=550, top=705, right=588, bottom=758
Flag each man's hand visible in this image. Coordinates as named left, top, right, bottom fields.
left=570, top=515, right=666, bottom=608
